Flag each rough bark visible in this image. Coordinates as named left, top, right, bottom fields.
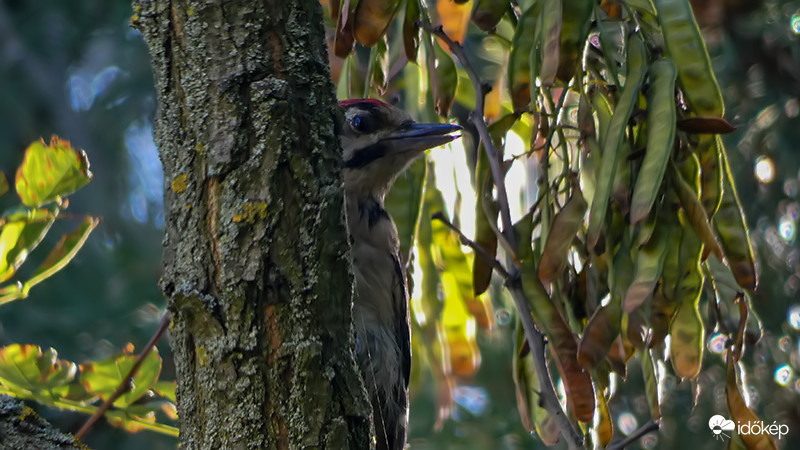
left=0, top=395, right=87, bottom=449
left=132, top=1, right=371, bottom=448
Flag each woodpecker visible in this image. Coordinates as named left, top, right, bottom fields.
left=339, top=99, right=461, bottom=450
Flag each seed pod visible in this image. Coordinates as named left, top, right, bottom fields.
left=522, top=263, right=595, bottom=422
left=508, top=1, right=542, bottom=111
left=538, top=0, right=563, bottom=87
left=557, top=0, right=593, bottom=81
left=587, top=34, right=648, bottom=249
left=630, top=58, right=677, bottom=225
left=403, top=0, right=421, bottom=62
left=333, top=1, right=356, bottom=57
left=669, top=299, right=704, bottom=379
left=471, top=0, right=509, bottom=32
left=353, top=0, right=403, bottom=47
left=473, top=114, right=516, bottom=295
left=692, top=134, right=724, bottom=218
left=539, top=178, right=587, bottom=284
left=653, top=0, right=724, bottom=117
left=513, top=326, right=560, bottom=444
left=432, top=40, right=458, bottom=117
left=578, top=237, right=634, bottom=370
left=667, top=206, right=705, bottom=379
left=713, top=149, right=757, bottom=292
left=624, top=214, right=670, bottom=313
left=669, top=157, right=724, bottom=261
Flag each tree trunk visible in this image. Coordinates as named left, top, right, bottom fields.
left=0, top=396, right=85, bottom=450
left=132, top=1, right=372, bottom=448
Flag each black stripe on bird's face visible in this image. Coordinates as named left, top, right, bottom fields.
left=344, top=141, right=391, bottom=169
left=343, top=122, right=462, bottom=169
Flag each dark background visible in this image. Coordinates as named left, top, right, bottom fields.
left=0, top=1, right=798, bottom=448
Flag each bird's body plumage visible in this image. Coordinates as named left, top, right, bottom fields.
left=339, top=99, right=460, bottom=450
left=347, top=194, right=410, bottom=450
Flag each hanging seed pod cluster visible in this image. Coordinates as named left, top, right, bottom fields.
left=323, top=0, right=770, bottom=447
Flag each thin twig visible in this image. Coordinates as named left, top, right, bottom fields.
left=534, top=86, right=570, bottom=155
left=607, top=419, right=660, bottom=450
left=75, top=313, right=171, bottom=440
left=417, top=21, right=515, bottom=248
left=417, top=20, right=584, bottom=450
left=480, top=192, right=518, bottom=267
left=431, top=211, right=511, bottom=279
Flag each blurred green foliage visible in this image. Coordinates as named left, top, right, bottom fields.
left=0, top=1, right=169, bottom=448
left=2, top=0, right=800, bottom=449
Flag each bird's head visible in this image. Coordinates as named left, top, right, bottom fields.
left=339, top=99, right=462, bottom=197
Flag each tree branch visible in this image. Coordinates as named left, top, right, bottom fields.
left=607, top=419, right=660, bottom=450
left=417, top=21, right=515, bottom=248
left=75, top=313, right=171, bottom=440
left=418, top=20, right=585, bottom=450
left=431, top=211, right=511, bottom=279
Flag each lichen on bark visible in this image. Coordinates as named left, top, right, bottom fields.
left=132, top=1, right=372, bottom=448
left=0, top=395, right=87, bottom=450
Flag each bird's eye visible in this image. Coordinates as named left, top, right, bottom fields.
left=350, top=114, right=375, bottom=134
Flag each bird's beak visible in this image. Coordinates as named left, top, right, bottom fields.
left=380, top=122, right=462, bottom=155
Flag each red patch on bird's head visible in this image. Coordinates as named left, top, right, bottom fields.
left=338, top=98, right=393, bottom=109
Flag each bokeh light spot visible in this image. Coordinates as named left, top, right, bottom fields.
left=779, top=335, right=792, bottom=352
left=453, top=385, right=489, bottom=416
left=708, top=333, right=727, bottom=354
left=774, top=364, right=793, bottom=386
left=755, top=156, right=775, bottom=183
left=124, top=120, right=164, bottom=226
left=787, top=304, right=800, bottom=329
left=792, top=12, right=800, bottom=34
left=617, top=412, right=638, bottom=435
left=785, top=98, right=799, bottom=117
left=640, top=434, right=658, bottom=449
left=784, top=179, right=798, bottom=197
left=495, top=308, right=511, bottom=325
left=779, top=215, right=796, bottom=242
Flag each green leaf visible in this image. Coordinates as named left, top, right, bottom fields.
left=0, top=172, right=8, bottom=197
left=21, top=216, right=99, bottom=296
left=0, top=222, right=25, bottom=283
left=104, top=407, right=179, bottom=436
left=80, top=346, right=162, bottom=408
left=15, top=136, right=93, bottom=207
left=0, top=344, right=77, bottom=395
left=0, top=282, right=23, bottom=305
left=153, top=381, right=177, bottom=403
left=50, top=382, right=94, bottom=403
left=0, top=208, right=57, bottom=283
